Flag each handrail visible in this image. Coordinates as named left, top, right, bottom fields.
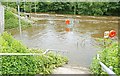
left=0, top=53, right=42, bottom=56
left=99, top=62, right=115, bottom=74
left=97, top=54, right=116, bottom=75
left=43, top=49, right=68, bottom=54
left=0, top=49, right=68, bottom=56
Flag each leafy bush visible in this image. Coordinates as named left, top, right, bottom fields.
left=7, top=7, right=18, bottom=14
left=5, top=10, right=31, bottom=29
left=0, top=32, right=68, bottom=74
left=90, top=38, right=120, bottom=75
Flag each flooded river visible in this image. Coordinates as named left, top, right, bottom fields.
left=7, top=13, right=118, bottom=68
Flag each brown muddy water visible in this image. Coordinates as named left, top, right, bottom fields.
left=7, top=13, right=119, bottom=68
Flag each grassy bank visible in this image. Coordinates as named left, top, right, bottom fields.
left=90, top=38, right=119, bottom=75
left=0, top=32, right=68, bottom=74
left=5, top=9, right=32, bottom=29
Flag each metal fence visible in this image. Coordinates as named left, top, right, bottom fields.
left=0, top=49, right=68, bottom=56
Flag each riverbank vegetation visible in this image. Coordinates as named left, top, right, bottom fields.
left=2, top=2, right=120, bottom=16
left=2, top=2, right=120, bottom=29
left=0, top=32, right=68, bottom=74
left=90, top=38, right=119, bottom=75
left=5, top=8, right=31, bottom=29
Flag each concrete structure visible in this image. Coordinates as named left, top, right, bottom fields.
left=0, top=3, right=4, bottom=34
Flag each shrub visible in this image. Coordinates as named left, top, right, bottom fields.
left=5, top=10, right=31, bottom=29
left=90, top=38, right=119, bottom=75
left=0, top=32, right=68, bottom=74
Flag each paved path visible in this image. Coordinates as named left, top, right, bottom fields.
left=52, top=65, right=90, bottom=74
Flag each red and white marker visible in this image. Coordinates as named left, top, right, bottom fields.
left=104, top=31, right=110, bottom=38
left=104, top=30, right=116, bottom=38
left=109, top=30, right=116, bottom=38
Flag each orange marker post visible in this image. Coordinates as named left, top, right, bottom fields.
left=65, top=19, right=70, bottom=25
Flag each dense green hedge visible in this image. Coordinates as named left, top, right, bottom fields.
left=0, top=32, right=68, bottom=74
left=90, top=38, right=120, bottom=75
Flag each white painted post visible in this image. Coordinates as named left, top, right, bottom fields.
left=17, top=0, right=22, bottom=39
left=104, top=31, right=110, bottom=48
left=24, top=0, right=26, bottom=15
left=99, top=62, right=116, bottom=75
left=35, top=0, right=36, bottom=14
left=97, top=54, right=116, bottom=75
left=0, top=3, right=4, bottom=34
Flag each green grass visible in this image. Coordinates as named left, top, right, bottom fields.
left=0, top=32, right=68, bottom=74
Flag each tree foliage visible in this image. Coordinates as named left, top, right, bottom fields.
left=2, top=2, right=120, bottom=16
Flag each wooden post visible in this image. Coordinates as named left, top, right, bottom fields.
left=0, top=3, right=4, bottom=34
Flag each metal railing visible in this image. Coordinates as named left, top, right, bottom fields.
left=0, top=53, right=42, bottom=56
left=0, top=49, right=68, bottom=56
left=97, top=54, right=116, bottom=76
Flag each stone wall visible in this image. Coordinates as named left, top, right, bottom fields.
left=0, top=3, right=4, bottom=34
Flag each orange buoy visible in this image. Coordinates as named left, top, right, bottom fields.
left=65, top=19, right=70, bottom=25
left=109, top=30, right=116, bottom=38
left=66, top=28, right=70, bottom=32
